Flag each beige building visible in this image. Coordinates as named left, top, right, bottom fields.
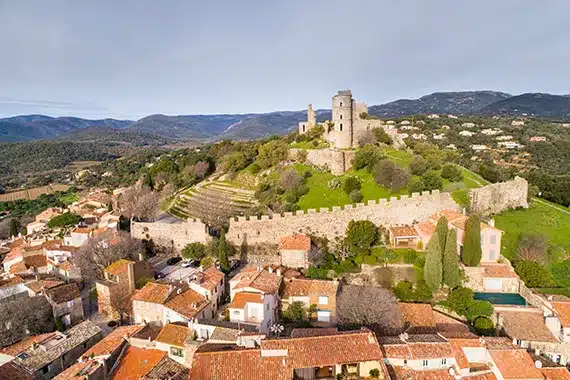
left=45, top=283, right=84, bottom=327
left=281, top=277, right=339, bottom=326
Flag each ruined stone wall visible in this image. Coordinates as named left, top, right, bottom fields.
left=469, top=176, right=528, bottom=216
left=227, top=191, right=459, bottom=246
left=131, top=219, right=211, bottom=252
left=289, top=148, right=355, bottom=175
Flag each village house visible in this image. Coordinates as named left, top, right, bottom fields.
left=427, top=114, right=440, bottom=119
left=459, top=130, right=476, bottom=137
left=228, top=266, right=282, bottom=333
left=35, top=208, right=64, bottom=224
left=530, top=136, right=547, bottom=142
left=47, top=259, right=81, bottom=282
left=0, top=275, right=28, bottom=302
left=464, top=262, right=520, bottom=292
left=189, top=328, right=387, bottom=380
left=26, top=221, right=47, bottom=235
left=511, top=120, right=526, bottom=126
left=279, top=234, right=314, bottom=269
left=45, top=283, right=84, bottom=328
left=131, top=282, right=211, bottom=327
left=411, top=133, right=427, bottom=140
left=24, top=277, right=64, bottom=297
left=190, top=320, right=262, bottom=344
left=461, top=122, right=476, bottom=128
left=63, top=227, right=92, bottom=248
left=433, top=133, right=446, bottom=140
left=448, top=114, right=458, bottom=119
left=0, top=321, right=102, bottom=380
left=96, top=258, right=153, bottom=319
left=441, top=125, right=451, bottom=129
left=187, top=267, right=225, bottom=316
left=470, top=144, right=489, bottom=151
left=281, top=277, right=339, bottom=326
left=481, top=128, right=503, bottom=135
left=496, top=135, right=514, bottom=141
left=154, top=323, right=195, bottom=367
left=498, top=141, right=524, bottom=149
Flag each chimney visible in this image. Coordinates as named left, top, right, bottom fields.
left=489, top=219, right=495, bottom=228
left=199, top=266, right=204, bottom=273
left=276, top=268, right=281, bottom=277
left=257, top=264, right=262, bottom=272
left=268, top=267, right=273, bottom=274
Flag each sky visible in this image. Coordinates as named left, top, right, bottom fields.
left=0, top=0, right=569, bottom=120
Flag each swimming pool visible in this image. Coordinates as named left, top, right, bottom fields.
left=474, top=292, right=527, bottom=306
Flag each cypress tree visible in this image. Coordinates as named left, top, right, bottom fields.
left=218, top=231, right=231, bottom=272
left=436, top=216, right=448, bottom=253
left=8, top=218, right=20, bottom=238
left=424, top=233, right=443, bottom=291
left=462, top=214, right=482, bottom=266
left=443, top=229, right=461, bottom=288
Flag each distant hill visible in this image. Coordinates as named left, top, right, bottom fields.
left=368, top=91, right=512, bottom=117
left=477, top=93, right=570, bottom=119
left=0, top=115, right=132, bottom=142
left=3, top=90, right=570, bottom=143
left=58, top=126, right=174, bottom=146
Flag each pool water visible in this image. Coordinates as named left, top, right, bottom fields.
left=474, top=292, right=527, bottom=306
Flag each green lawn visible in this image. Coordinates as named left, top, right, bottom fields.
left=58, top=193, right=78, bottom=205
left=494, top=201, right=570, bottom=261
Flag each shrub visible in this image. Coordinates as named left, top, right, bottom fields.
left=549, top=259, right=570, bottom=288
left=473, top=317, right=495, bottom=336
left=349, top=190, right=363, bottom=203
left=441, top=164, right=463, bottom=182
left=517, top=233, right=548, bottom=263
left=465, top=300, right=493, bottom=322
left=327, top=178, right=342, bottom=189
left=373, top=128, right=392, bottom=145
left=402, top=250, right=419, bottom=264
left=306, top=267, right=329, bottom=279
left=354, top=144, right=385, bottom=171
left=182, top=242, right=206, bottom=260
left=283, top=192, right=299, bottom=203
left=369, top=368, right=381, bottom=378
left=394, top=281, right=414, bottom=301
left=408, top=177, right=425, bottom=194
left=421, top=170, right=443, bottom=191
left=514, top=260, right=555, bottom=288
left=248, top=163, right=261, bottom=174
left=343, top=177, right=361, bottom=195
left=344, top=220, right=378, bottom=254
left=446, top=287, right=475, bottom=316
left=462, top=214, right=482, bottom=267
left=47, top=213, right=82, bottom=228
left=414, top=281, right=434, bottom=302
left=296, top=150, right=308, bottom=163
left=410, top=156, right=429, bottom=176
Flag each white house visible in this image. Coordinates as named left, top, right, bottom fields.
left=459, top=130, right=476, bottom=137
left=470, top=144, right=488, bottom=151
left=433, top=133, right=446, bottom=140
left=498, top=141, right=523, bottom=149
left=427, top=114, right=440, bottom=119
left=461, top=122, right=476, bottom=128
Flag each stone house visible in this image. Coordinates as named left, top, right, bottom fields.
left=35, top=207, right=64, bottom=223
left=187, top=267, right=225, bottom=317
left=47, top=259, right=82, bottom=283
left=228, top=267, right=282, bottom=334
left=464, top=263, right=520, bottom=292
left=64, top=227, right=92, bottom=248
left=0, top=320, right=102, bottom=380
left=281, top=277, right=339, bottom=326
left=154, top=323, right=195, bottom=367
left=131, top=282, right=211, bottom=327
left=0, top=275, right=29, bottom=302
left=279, top=234, right=314, bottom=269
left=24, top=278, right=64, bottom=297
left=96, top=258, right=153, bottom=318
left=45, top=283, right=84, bottom=327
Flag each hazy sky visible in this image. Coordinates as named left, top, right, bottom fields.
left=0, top=0, right=569, bottom=119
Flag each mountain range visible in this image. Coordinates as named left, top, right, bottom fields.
left=1, top=91, right=569, bottom=143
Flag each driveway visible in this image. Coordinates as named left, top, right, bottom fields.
left=162, top=263, right=201, bottom=282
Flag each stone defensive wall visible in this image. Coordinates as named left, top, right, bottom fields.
left=289, top=148, right=355, bottom=175
left=469, top=176, right=528, bottom=216
left=226, top=190, right=459, bottom=246
left=131, top=218, right=211, bottom=252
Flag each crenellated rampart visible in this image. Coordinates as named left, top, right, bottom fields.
left=131, top=218, right=211, bottom=252
left=226, top=190, right=459, bottom=246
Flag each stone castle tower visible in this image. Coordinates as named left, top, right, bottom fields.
left=331, top=90, right=354, bottom=149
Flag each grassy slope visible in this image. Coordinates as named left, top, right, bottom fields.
left=494, top=201, right=570, bottom=261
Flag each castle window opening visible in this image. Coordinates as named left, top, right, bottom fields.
left=340, top=114, right=343, bottom=120
left=302, top=125, right=305, bottom=132
left=340, top=102, right=343, bottom=106
left=340, top=123, right=343, bottom=131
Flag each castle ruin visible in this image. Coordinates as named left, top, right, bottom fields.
left=469, top=176, right=529, bottom=216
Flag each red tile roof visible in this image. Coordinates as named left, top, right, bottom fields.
left=383, top=342, right=454, bottom=360
left=54, top=361, right=101, bottom=380
left=46, top=283, right=81, bottom=304
left=9, top=261, right=28, bottom=274
left=448, top=338, right=486, bottom=369
left=83, top=325, right=144, bottom=358
left=279, top=234, right=311, bottom=251
left=23, top=254, right=47, bottom=269
left=155, top=324, right=192, bottom=347
left=541, top=367, right=570, bottom=380
left=489, top=348, right=543, bottom=379
left=191, top=267, right=224, bottom=292
left=552, top=302, right=570, bottom=327
left=390, top=225, right=420, bottom=238
left=281, top=278, right=338, bottom=299
left=232, top=269, right=281, bottom=295
left=228, top=292, right=264, bottom=309
left=0, top=333, right=57, bottom=356
left=398, top=303, right=436, bottom=331
left=110, top=346, right=166, bottom=380
left=482, top=264, right=519, bottom=279
left=25, top=279, right=64, bottom=294
left=0, top=275, right=24, bottom=289
left=131, top=282, right=172, bottom=304
left=498, top=310, right=558, bottom=343
left=434, top=311, right=477, bottom=339
left=165, top=288, right=210, bottom=319
left=415, top=220, right=436, bottom=238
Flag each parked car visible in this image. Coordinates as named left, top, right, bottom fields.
left=182, top=259, right=199, bottom=268
left=230, top=259, right=240, bottom=270
left=155, top=272, right=166, bottom=279
left=167, top=257, right=182, bottom=266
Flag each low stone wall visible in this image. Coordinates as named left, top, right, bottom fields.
left=469, top=176, right=528, bottom=216
left=289, top=148, right=355, bottom=175
left=227, top=190, right=459, bottom=246
left=131, top=219, right=211, bottom=252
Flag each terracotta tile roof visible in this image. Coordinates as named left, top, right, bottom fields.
left=281, top=278, right=338, bottom=299
left=191, top=267, right=225, bottom=292
left=3, top=246, right=22, bottom=263
left=383, top=341, right=454, bottom=360
left=228, top=292, right=264, bottom=309
left=390, top=225, right=420, bottom=238
left=155, top=324, right=192, bottom=347
left=0, top=361, right=32, bottom=380
left=552, top=302, right=570, bottom=327
left=489, top=348, right=543, bottom=379
left=165, top=288, right=210, bottom=319
left=58, top=260, right=75, bottom=271
left=498, top=310, right=558, bottom=343
left=448, top=338, right=486, bottom=369
left=279, top=234, right=311, bottom=251
left=260, top=329, right=383, bottom=368
left=399, top=303, right=436, bottom=332
left=54, top=361, right=102, bottom=380
left=72, top=227, right=91, bottom=234
left=131, top=282, right=172, bottom=304
left=415, top=220, right=436, bottom=238
left=9, top=261, right=28, bottom=274
left=104, top=259, right=133, bottom=276
left=142, top=355, right=189, bottom=379
left=45, top=283, right=81, bottom=304
left=541, top=367, right=570, bottom=380
left=232, top=269, right=281, bottom=295
left=434, top=311, right=477, bottom=338
left=189, top=347, right=290, bottom=380
left=44, top=241, right=77, bottom=253
left=0, top=333, right=57, bottom=356
left=110, top=346, right=166, bottom=380
left=483, top=264, right=519, bottom=279
left=290, top=328, right=340, bottom=338
left=0, top=275, right=24, bottom=289
left=25, top=279, right=64, bottom=294
left=386, top=366, right=455, bottom=380
left=23, top=254, right=47, bottom=269
left=83, top=325, right=144, bottom=358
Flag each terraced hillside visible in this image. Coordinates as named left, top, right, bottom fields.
left=169, top=180, right=258, bottom=221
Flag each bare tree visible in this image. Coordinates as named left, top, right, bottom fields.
left=517, top=233, right=548, bottom=263
left=119, top=186, right=160, bottom=221
left=0, top=296, right=55, bottom=348
left=336, top=285, right=403, bottom=335
left=193, top=161, right=211, bottom=179
left=193, top=191, right=234, bottom=233
left=280, top=169, right=303, bottom=192
left=358, top=130, right=378, bottom=147
left=75, top=231, right=144, bottom=281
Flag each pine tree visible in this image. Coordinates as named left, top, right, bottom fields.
left=436, top=216, right=448, bottom=253
left=8, top=218, right=20, bottom=238
left=462, top=214, right=482, bottom=266
left=424, top=233, right=443, bottom=291
left=443, top=229, right=461, bottom=289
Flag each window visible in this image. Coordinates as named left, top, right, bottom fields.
left=171, top=347, right=184, bottom=358
left=490, top=234, right=496, bottom=244
left=302, top=125, right=305, bottom=132
left=42, top=364, right=51, bottom=374
left=403, top=359, right=407, bottom=365
left=340, top=123, right=343, bottom=131
left=318, top=296, right=328, bottom=305
left=266, top=302, right=269, bottom=311
left=317, top=310, right=331, bottom=323
left=66, top=300, right=74, bottom=308
left=340, top=114, right=343, bottom=120
left=422, top=360, right=429, bottom=367
left=441, top=358, right=447, bottom=365
left=489, top=250, right=496, bottom=261
left=340, top=102, right=343, bottom=107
